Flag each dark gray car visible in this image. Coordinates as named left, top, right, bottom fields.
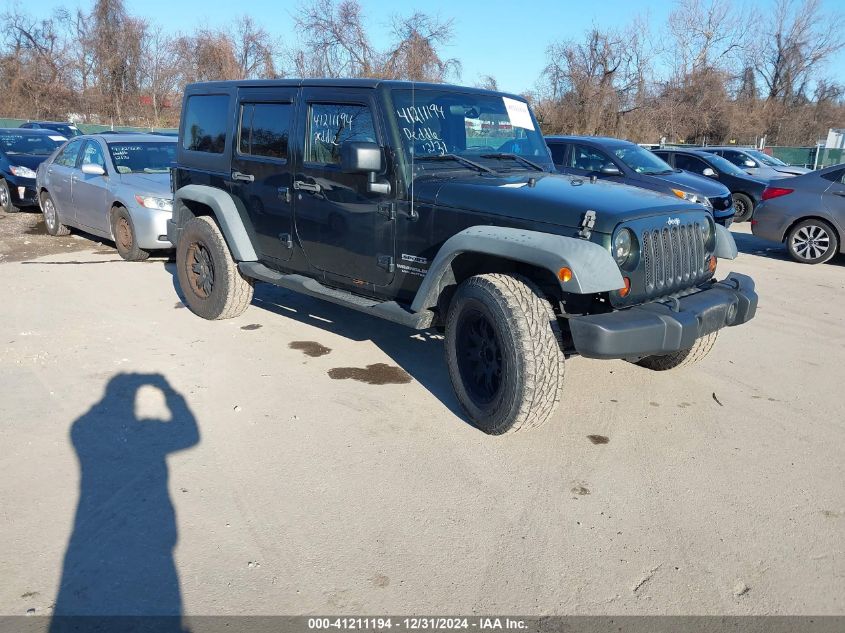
left=751, top=163, right=845, bottom=264
left=700, top=147, right=810, bottom=179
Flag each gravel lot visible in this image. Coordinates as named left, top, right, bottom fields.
left=1, top=208, right=843, bottom=617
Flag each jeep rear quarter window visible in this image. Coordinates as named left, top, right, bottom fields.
left=182, top=95, right=229, bottom=153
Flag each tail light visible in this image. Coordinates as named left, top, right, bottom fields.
left=761, top=187, right=794, bottom=201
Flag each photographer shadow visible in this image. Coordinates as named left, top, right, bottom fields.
left=51, top=373, right=199, bottom=626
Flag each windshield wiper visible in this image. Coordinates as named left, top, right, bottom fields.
left=417, top=154, right=496, bottom=174
left=479, top=153, right=546, bottom=172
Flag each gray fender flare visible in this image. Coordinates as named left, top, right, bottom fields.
left=174, top=184, right=257, bottom=261
left=714, top=223, right=738, bottom=260
left=410, top=226, right=625, bottom=313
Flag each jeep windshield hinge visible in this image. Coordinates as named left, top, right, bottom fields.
left=579, top=210, right=596, bottom=239
left=377, top=255, right=395, bottom=273
left=378, top=202, right=396, bottom=221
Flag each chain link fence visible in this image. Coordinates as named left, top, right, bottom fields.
left=0, top=118, right=177, bottom=135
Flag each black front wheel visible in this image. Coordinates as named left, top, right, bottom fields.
left=731, top=192, right=754, bottom=223
left=0, top=179, right=17, bottom=213
left=445, top=273, right=565, bottom=435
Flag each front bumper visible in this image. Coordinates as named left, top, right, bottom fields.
left=568, top=273, right=757, bottom=359
left=129, top=206, right=173, bottom=249
left=5, top=176, right=38, bottom=207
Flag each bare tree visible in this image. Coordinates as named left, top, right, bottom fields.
left=381, top=12, right=460, bottom=82
left=293, top=0, right=377, bottom=77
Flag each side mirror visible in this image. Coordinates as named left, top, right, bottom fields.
left=743, top=159, right=756, bottom=168
left=81, top=163, right=105, bottom=176
left=600, top=165, right=622, bottom=176
left=340, top=141, right=390, bottom=195
left=702, top=167, right=717, bottom=177
left=341, top=141, right=382, bottom=174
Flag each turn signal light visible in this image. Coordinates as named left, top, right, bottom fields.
left=761, top=187, right=794, bottom=201
left=558, top=267, right=572, bottom=282
left=619, top=277, right=631, bottom=297
left=708, top=255, right=717, bottom=273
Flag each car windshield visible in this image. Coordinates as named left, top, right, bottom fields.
left=700, top=152, right=748, bottom=177
left=390, top=89, right=553, bottom=173
left=44, top=124, right=81, bottom=137
left=108, top=142, right=176, bottom=173
left=613, top=145, right=673, bottom=175
left=0, top=133, right=62, bottom=156
left=745, top=149, right=786, bottom=166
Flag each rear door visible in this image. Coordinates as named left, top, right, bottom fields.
left=72, top=139, right=110, bottom=232
left=230, top=87, right=297, bottom=263
left=45, top=137, right=85, bottom=221
left=294, top=87, right=395, bottom=287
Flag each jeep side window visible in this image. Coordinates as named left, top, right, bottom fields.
left=239, top=103, right=291, bottom=160
left=307, top=103, right=376, bottom=166
left=182, top=94, right=228, bottom=153
left=569, top=145, right=612, bottom=172
left=54, top=138, right=84, bottom=167
left=674, top=154, right=708, bottom=174
left=548, top=143, right=566, bottom=166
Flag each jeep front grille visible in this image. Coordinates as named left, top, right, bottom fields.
left=641, top=222, right=707, bottom=295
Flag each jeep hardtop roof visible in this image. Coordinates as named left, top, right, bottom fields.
left=183, top=78, right=526, bottom=102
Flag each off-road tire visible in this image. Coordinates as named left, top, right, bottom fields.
left=445, top=273, right=565, bottom=435
left=786, top=218, right=839, bottom=265
left=634, top=331, right=719, bottom=371
left=111, top=207, right=150, bottom=261
left=731, top=192, right=754, bottom=223
left=176, top=215, right=254, bottom=320
left=41, top=192, right=70, bottom=236
left=0, top=179, right=17, bottom=213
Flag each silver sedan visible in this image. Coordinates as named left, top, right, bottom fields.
left=751, top=163, right=845, bottom=264
left=35, top=133, right=176, bottom=261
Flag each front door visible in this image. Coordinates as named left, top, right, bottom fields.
left=73, top=140, right=110, bottom=232
left=47, top=137, right=85, bottom=222
left=230, top=87, right=297, bottom=263
left=294, top=88, right=395, bottom=287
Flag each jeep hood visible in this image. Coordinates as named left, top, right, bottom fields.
left=415, top=172, right=703, bottom=233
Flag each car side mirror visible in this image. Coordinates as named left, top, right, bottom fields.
left=340, top=141, right=390, bottom=195
left=600, top=165, right=622, bottom=176
left=81, top=163, right=105, bottom=176
left=702, top=167, right=717, bottom=177
left=743, top=159, right=756, bottom=168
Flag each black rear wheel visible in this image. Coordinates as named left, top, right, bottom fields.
left=731, top=192, right=754, bottom=222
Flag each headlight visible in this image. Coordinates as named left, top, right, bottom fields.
left=9, top=165, right=37, bottom=178
left=613, top=228, right=635, bottom=266
left=671, top=188, right=711, bottom=208
left=134, top=195, right=173, bottom=212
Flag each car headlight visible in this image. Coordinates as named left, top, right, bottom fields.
left=613, top=228, right=635, bottom=266
left=134, top=195, right=173, bottom=212
left=9, top=165, right=37, bottom=178
left=671, top=188, right=711, bottom=208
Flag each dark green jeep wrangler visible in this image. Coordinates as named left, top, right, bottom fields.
left=168, top=79, right=757, bottom=435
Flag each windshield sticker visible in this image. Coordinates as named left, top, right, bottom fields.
left=502, top=97, right=534, bottom=131
left=499, top=182, right=528, bottom=188
left=49, top=135, right=68, bottom=142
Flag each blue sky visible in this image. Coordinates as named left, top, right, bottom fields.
left=32, top=0, right=845, bottom=94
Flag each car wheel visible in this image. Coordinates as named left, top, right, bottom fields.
left=444, top=273, right=565, bottom=435
left=111, top=207, right=150, bottom=261
left=786, top=218, right=839, bottom=264
left=731, top=192, right=754, bottom=222
left=0, top=179, right=18, bottom=213
left=41, top=192, right=70, bottom=236
left=176, top=215, right=254, bottom=320
left=634, top=332, right=718, bottom=371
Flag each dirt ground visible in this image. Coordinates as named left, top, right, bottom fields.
left=1, top=208, right=843, bottom=617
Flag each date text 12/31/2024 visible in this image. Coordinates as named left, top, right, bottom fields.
left=307, top=617, right=529, bottom=630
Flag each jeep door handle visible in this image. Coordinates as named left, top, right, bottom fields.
left=232, top=171, right=254, bottom=183
left=294, top=180, right=321, bottom=193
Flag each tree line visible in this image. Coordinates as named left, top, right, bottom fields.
left=1, top=0, right=843, bottom=146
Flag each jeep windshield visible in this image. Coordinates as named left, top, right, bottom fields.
left=391, top=89, right=553, bottom=174
left=613, top=145, right=674, bottom=175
